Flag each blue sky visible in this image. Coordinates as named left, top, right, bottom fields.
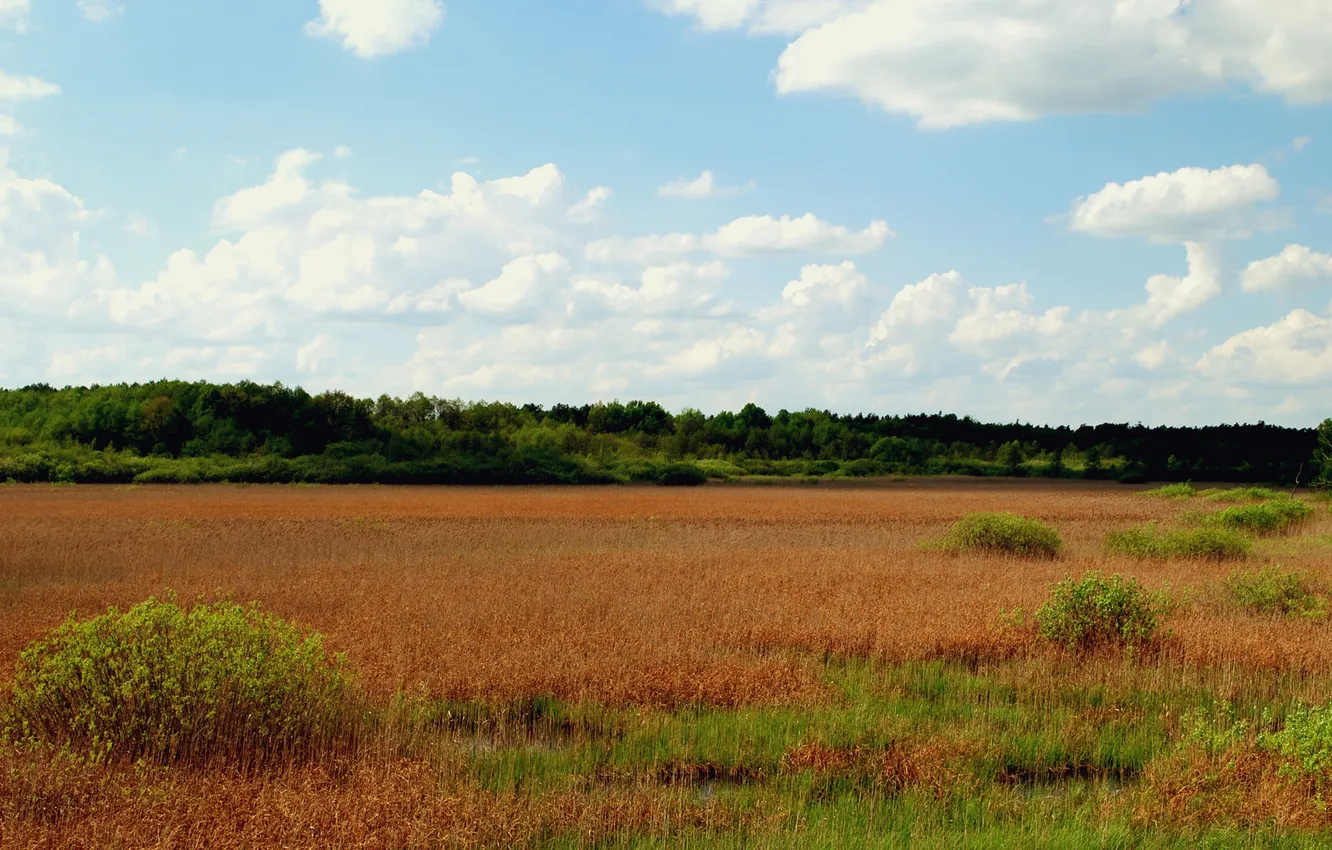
left=3, top=0, right=1332, bottom=425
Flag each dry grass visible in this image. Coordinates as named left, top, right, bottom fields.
left=3, top=481, right=1332, bottom=846
left=3, top=483, right=1329, bottom=704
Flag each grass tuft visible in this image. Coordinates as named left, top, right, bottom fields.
left=1106, top=523, right=1251, bottom=561
left=1203, top=500, right=1313, bottom=536
left=1221, top=566, right=1327, bottom=618
left=1143, top=483, right=1199, bottom=499
left=1201, top=487, right=1284, bottom=502
left=934, top=512, right=1063, bottom=558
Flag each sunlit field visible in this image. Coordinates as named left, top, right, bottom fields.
left=4, top=481, right=1332, bottom=848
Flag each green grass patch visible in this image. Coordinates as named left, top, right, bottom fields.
left=1105, top=523, right=1251, bottom=561
left=1203, top=500, right=1314, bottom=535
left=933, top=513, right=1063, bottom=558
left=1221, top=566, right=1327, bottom=618
left=1143, top=483, right=1199, bottom=499
left=1035, top=573, right=1172, bottom=651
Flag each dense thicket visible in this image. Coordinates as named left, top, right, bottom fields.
left=0, top=381, right=1320, bottom=485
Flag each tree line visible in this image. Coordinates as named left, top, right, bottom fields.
left=0, top=380, right=1322, bottom=486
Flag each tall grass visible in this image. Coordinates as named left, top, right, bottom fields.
left=1106, top=523, right=1251, bottom=561
left=934, top=512, right=1063, bottom=558
left=1204, top=500, right=1314, bottom=535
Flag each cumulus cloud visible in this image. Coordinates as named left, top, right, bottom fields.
left=1111, top=242, right=1223, bottom=328
left=658, top=170, right=756, bottom=199
left=1197, top=309, right=1332, bottom=384
left=567, top=186, right=613, bottom=224
left=0, top=70, right=60, bottom=101
left=654, top=0, right=1332, bottom=129
left=587, top=214, right=892, bottom=263
left=297, top=334, right=337, bottom=374
left=1241, top=244, right=1332, bottom=293
left=1069, top=164, right=1280, bottom=243
left=306, top=0, right=445, bottom=59
left=77, top=0, right=124, bottom=22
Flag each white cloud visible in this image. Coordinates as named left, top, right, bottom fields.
left=77, top=0, right=124, bottom=22
left=570, top=260, right=729, bottom=317
left=658, top=170, right=756, bottom=200
left=0, top=0, right=27, bottom=31
left=655, top=1, right=1332, bottom=129
left=456, top=253, right=570, bottom=315
left=1135, top=340, right=1173, bottom=370
left=0, top=116, right=15, bottom=136
left=1102, top=242, right=1222, bottom=328
left=124, top=213, right=157, bottom=238
left=333, top=145, right=353, bottom=159
left=587, top=214, right=892, bottom=263
left=1069, top=164, right=1280, bottom=243
left=1241, top=244, right=1332, bottom=294
left=307, top=0, right=445, bottom=59
left=0, top=70, right=59, bottom=101
left=1292, top=136, right=1313, bottom=154
left=297, top=334, right=337, bottom=374
left=778, top=261, right=867, bottom=309
left=1197, top=309, right=1332, bottom=384
left=567, top=186, right=612, bottom=224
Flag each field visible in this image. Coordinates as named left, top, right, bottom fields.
left=4, top=480, right=1332, bottom=847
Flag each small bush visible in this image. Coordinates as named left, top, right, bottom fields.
left=1035, top=573, right=1171, bottom=650
left=1222, top=566, right=1327, bottom=618
left=1143, top=483, right=1198, bottom=499
left=2, top=598, right=356, bottom=766
left=1204, top=500, right=1313, bottom=535
left=1106, top=523, right=1251, bottom=561
left=657, top=463, right=708, bottom=487
left=1261, top=704, right=1332, bottom=780
left=937, top=513, right=1062, bottom=558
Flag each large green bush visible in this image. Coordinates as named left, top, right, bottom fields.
left=1035, top=573, right=1171, bottom=651
left=1105, top=523, right=1251, bottom=561
left=2, top=598, right=356, bottom=766
left=1204, top=499, right=1313, bottom=535
left=936, top=513, right=1062, bottom=558
left=657, top=462, right=708, bottom=487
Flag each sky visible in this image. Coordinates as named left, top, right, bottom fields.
left=3, top=0, right=1332, bottom=426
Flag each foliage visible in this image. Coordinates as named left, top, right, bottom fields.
left=1144, top=483, right=1199, bottom=498
left=1316, top=418, right=1332, bottom=490
left=1203, top=499, right=1313, bottom=535
left=936, top=512, right=1063, bottom=558
left=657, top=463, right=708, bottom=487
left=0, top=381, right=1319, bottom=485
left=2, top=598, right=355, bottom=766
left=1105, top=523, right=1251, bottom=561
left=1035, top=573, right=1172, bottom=650
left=1222, top=566, right=1327, bottom=618
left=1260, top=703, right=1332, bottom=780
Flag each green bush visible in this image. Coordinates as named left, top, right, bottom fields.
left=1106, top=523, right=1251, bottom=561
left=2, top=598, right=356, bottom=766
left=1204, top=500, right=1313, bottom=535
left=1222, top=566, right=1327, bottom=618
left=1143, top=483, right=1198, bottom=499
left=657, top=462, right=708, bottom=487
left=1261, top=703, right=1332, bottom=780
left=1035, top=573, right=1171, bottom=650
left=937, top=512, right=1063, bottom=558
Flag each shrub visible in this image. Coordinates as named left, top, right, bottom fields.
left=937, top=513, right=1062, bottom=558
left=2, top=598, right=356, bottom=766
left=657, top=463, right=708, bottom=487
left=1261, top=703, right=1332, bottom=780
left=1222, top=566, right=1327, bottom=618
left=1106, top=523, right=1251, bottom=561
left=1143, top=483, right=1198, bottom=499
left=1035, top=573, right=1171, bottom=650
left=1204, top=500, right=1313, bottom=535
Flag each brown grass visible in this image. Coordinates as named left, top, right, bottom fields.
left=2, top=483, right=1330, bottom=705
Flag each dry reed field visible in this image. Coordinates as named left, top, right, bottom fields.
left=4, top=481, right=1332, bottom=847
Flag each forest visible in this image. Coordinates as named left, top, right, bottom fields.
left=0, top=380, right=1324, bottom=486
